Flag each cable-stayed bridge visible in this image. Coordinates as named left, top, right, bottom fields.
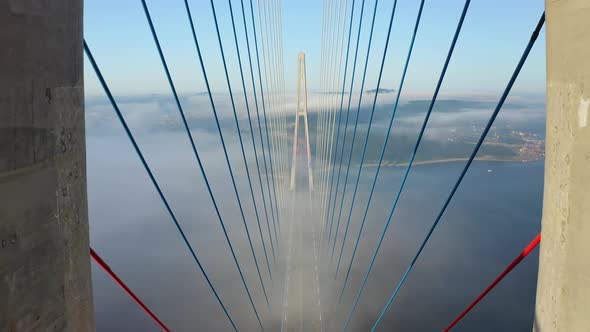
left=1, top=0, right=590, bottom=332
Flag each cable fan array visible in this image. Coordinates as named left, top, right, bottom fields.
left=86, top=0, right=544, bottom=330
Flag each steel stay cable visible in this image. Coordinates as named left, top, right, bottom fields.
left=274, top=0, right=288, bottom=192
left=277, top=0, right=288, bottom=224
left=84, top=41, right=238, bottom=331
left=228, top=0, right=275, bottom=282
left=319, top=0, right=338, bottom=199
left=323, top=0, right=346, bottom=198
left=268, top=0, right=287, bottom=225
left=325, top=0, right=367, bottom=246
left=260, top=0, right=280, bottom=215
left=325, top=3, right=364, bottom=245
left=321, top=0, right=338, bottom=194
left=315, top=0, right=327, bottom=202
left=240, top=0, right=278, bottom=264
left=317, top=0, right=335, bottom=199
left=270, top=0, right=285, bottom=204
left=325, top=1, right=364, bottom=268
left=217, top=0, right=273, bottom=303
left=276, top=0, right=286, bottom=190
left=320, top=0, right=355, bottom=239
left=280, top=0, right=289, bottom=200
left=320, top=0, right=356, bottom=244
left=315, top=0, right=327, bottom=182
left=329, top=0, right=380, bottom=261
left=142, top=1, right=265, bottom=328
left=321, top=0, right=350, bottom=243
left=273, top=0, right=291, bottom=304
left=261, top=0, right=284, bottom=237
left=318, top=0, right=337, bottom=220
left=258, top=0, right=283, bottom=239
left=249, top=0, right=280, bottom=260
left=253, top=0, right=282, bottom=250
left=320, top=0, right=341, bottom=199
left=444, top=233, right=541, bottom=331
left=321, top=0, right=356, bottom=240
left=315, top=0, right=328, bottom=196
left=90, top=248, right=170, bottom=332
left=368, top=13, right=545, bottom=331
left=281, top=0, right=288, bottom=192
left=339, top=0, right=470, bottom=311
left=272, top=0, right=286, bottom=233
left=257, top=0, right=282, bottom=241
left=334, top=0, right=401, bottom=280
left=276, top=0, right=287, bottom=189
left=323, top=0, right=361, bottom=244
left=321, top=0, right=348, bottom=225
left=278, top=0, right=289, bottom=204
left=266, top=0, right=280, bottom=186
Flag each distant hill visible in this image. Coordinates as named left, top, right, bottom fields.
left=365, top=88, right=395, bottom=94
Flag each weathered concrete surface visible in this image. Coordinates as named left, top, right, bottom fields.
left=535, top=1, right=590, bottom=331
left=0, top=0, right=95, bottom=331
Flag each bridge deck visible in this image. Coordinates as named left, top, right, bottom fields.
left=282, top=197, right=322, bottom=331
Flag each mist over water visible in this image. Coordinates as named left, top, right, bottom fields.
left=84, top=91, right=545, bottom=331
left=88, top=129, right=542, bottom=331
left=321, top=160, right=542, bottom=331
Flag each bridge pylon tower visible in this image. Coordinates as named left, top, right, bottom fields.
left=290, top=52, right=314, bottom=192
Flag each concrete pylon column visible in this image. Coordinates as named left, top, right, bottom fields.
left=0, top=1, right=95, bottom=331
left=534, top=1, right=590, bottom=331
left=290, top=52, right=314, bottom=192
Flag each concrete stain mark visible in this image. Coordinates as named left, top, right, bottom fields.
left=8, top=0, right=51, bottom=16
left=3, top=272, right=17, bottom=293
left=45, top=88, right=52, bottom=104
left=58, top=128, right=73, bottom=154
left=578, top=97, right=589, bottom=128
left=1, top=233, right=17, bottom=249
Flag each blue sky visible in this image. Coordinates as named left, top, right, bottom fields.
left=84, top=0, right=546, bottom=97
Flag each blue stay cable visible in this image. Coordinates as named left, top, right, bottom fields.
left=84, top=41, right=238, bottom=332
left=226, top=0, right=274, bottom=283
left=250, top=0, right=282, bottom=251
left=268, top=0, right=285, bottom=234
left=142, top=0, right=264, bottom=329
left=208, top=0, right=272, bottom=312
left=240, top=0, right=278, bottom=263
left=320, top=0, right=341, bottom=202
left=334, top=0, right=400, bottom=280
left=369, top=12, right=545, bottom=331
left=322, top=0, right=356, bottom=241
left=343, top=1, right=467, bottom=328
left=326, top=0, right=367, bottom=246
left=330, top=0, right=380, bottom=261
left=319, top=0, right=335, bottom=233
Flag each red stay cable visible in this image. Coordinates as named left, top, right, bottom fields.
left=444, top=233, right=541, bottom=331
left=90, top=248, right=170, bottom=332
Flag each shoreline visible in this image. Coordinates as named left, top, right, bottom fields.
left=362, top=157, right=543, bottom=168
